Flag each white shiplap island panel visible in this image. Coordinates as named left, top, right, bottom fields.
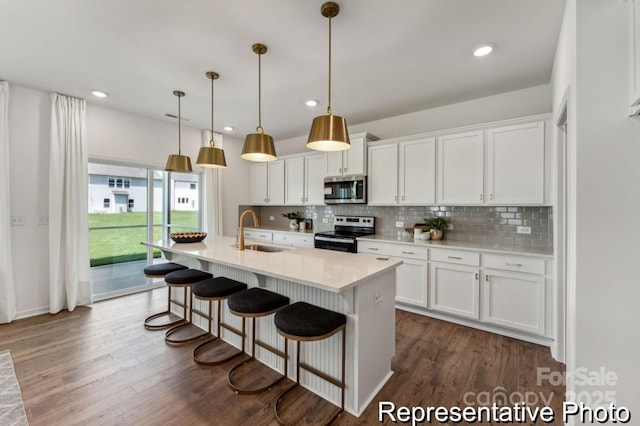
left=142, top=236, right=401, bottom=416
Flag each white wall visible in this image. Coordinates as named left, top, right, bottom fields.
left=218, top=134, right=251, bottom=237
left=553, top=0, right=640, bottom=420
left=276, top=84, right=552, bottom=156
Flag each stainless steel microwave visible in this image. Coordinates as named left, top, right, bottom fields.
left=323, top=175, right=367, bottom=204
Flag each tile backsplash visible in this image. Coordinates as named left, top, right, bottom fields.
left=239, top=204, right=553, bottom=250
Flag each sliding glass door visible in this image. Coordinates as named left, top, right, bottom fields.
left=89, top=162, right=202, bottom=299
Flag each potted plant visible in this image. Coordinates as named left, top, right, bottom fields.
left=425, top=216, right=448, bottom=240
left=282, top=211, right=302, bottom=230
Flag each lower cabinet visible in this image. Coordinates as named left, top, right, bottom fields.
left=357, top=240, right=553, bottom=345
left=358, top=241, right=428, bottom=307
left=429, top=262, right=480, bottom=320
left=243, top=230, right=273, bottom=243
left=482, top=255, right=546, bottom=335
left=273, top=232, right=314, bottom=248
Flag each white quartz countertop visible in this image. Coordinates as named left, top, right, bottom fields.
left=358, top=234, right=554, bottom=258
left=143, top=236, right=401, bottom=293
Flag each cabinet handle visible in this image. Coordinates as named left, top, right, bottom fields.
left=401, top=251, right=414, bottom=255
left=490, top=193, right=494, bottom=200
left=394, top=195, right=398, bottom=201
left=485, top=274, right=490, bottom=282
left=344, top=167, right=347, bottom=173
left=339, top=168, right=343, bottom=173
left=368, top=247, right=379, bottom=251
left=259, top=234, right=267, bottom=238
left=376, top=257, right=389, bottom=261
left=505, top=262, right=523, bottom=267
left=448, top=255, right=462, bottom=260
left=480, top=194, right=483, bottom=201
left=475, top=273, right=479, bottom=280
left=401, top=195, right=405, bottom=201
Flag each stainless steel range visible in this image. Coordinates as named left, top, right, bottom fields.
left=314, top=216, right=375, bottom=253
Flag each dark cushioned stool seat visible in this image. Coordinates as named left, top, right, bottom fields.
left=164, top=269, right=212, bottom=285
left=228, top=287, right=289, bottom=314
left=143, top=262, right=187, bottom=276
left=193, top=277, right=247, bottom=299
left=275, top=302, right=346, bottom=338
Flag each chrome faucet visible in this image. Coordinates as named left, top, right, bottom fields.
left=238, top=209, right=260, bottom=250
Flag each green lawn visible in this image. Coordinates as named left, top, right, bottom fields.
left=89, top=211, right=198, bottom=267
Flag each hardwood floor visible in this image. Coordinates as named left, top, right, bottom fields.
left=0, top=289, right=565, bottom=425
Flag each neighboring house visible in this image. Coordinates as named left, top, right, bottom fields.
left=88, top=163, right=198, bottom=213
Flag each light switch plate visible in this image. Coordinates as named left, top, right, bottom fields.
left=395, top=221, right=404, bottom=228
left=517, top=226, right=532, bottom=234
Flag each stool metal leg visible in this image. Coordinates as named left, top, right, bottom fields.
left=193, top=299, right=243, bottom=365
left=165, top=285, right=209, bottom=345
left=144, top=285, right=187, bottom=330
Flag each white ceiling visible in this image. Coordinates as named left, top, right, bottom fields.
left=0, top=0, right=565, bottom=141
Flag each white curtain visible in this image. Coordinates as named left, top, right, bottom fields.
left=0, top=81, right=16, bottom=323
left=201, top=130, right=224, bottom=236
left=49, top=93, right=92, bottom=313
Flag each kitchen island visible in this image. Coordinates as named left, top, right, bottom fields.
left=142, top=236, right=401, bottom=416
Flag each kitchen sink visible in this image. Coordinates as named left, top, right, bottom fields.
left=232, top=244, right=288, bottom=253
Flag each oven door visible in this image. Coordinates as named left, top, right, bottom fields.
left=314, top=235, right=357, bottom=252
left=323, top=176, right=366, bottom=204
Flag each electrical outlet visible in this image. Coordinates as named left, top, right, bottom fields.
left=374, top=292, right=383, bottom=304
left=269, top=216, right=275, bottom=221
left=10, top=215, right=25, bottom=226
left=322, top=218, right=329, bottom=224
left=313, top=212, right=318, bottom=220
left=395, top=221, right=404, bottom=228
left=447, top=224, right=453, bottom=230
left=517, top=226, right=532, bottom=234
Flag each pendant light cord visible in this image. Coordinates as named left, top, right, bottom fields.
left=257, top=51, right=263, bottom=134
left=177, top=94, right=182, bottom=155
left=327, top=14, right=332, bottom=115
left=210, top=76, right=215, bottom=147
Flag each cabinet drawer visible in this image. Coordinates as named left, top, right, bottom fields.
left=430, top=249, right=479, bottom=266
left=274, top=232, right=314, bottom=247
left=484, top=254, right=545, bottom=274
left=358, top=241, right=428, bottom=260
left=243, top=230, right=273, bottom=242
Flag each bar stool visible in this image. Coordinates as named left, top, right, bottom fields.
left=143, top=262, right=188, bottom=330
left=226, top=287, right=289, bottom=394
left=191, top=277, right=247, bottom=365
left=273, top=302, right=347, bottom=426
left=163, top=269, right=213, bottom=345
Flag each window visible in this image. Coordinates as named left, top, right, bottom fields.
left=128, top=199, right=134, bottom=208
left=124, top=179, right=131, bottom=188
left=116, top=178, right=123, bottom=188
left=190, top=183, right=196, bottom=190
left=108, top=178, right=115, bottom=188
left=103, top=198, right=110, bottom=208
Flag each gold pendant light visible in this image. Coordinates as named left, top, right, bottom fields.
left=307, top=2, right=350, bottom=152
left=241, top=43, right=277, bottom=162
left=165, top=90, right=193, bottom=172
left=196, top=71, right=227, bottom=168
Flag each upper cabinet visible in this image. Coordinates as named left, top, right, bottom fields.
left=368, top=136, right=436, bottom=206
left=437, top=118, right=548, bottom=206
left=486, top=121, right=545, bottom=204
left=326, top=132, right=378, bottom=176
left=437, top=131, right=484, bottom=205
left=249, top=160, right=284, bottom=205
left=285, top=153, right=326, bottom=206
left=630, top=0, right=640, bottom=115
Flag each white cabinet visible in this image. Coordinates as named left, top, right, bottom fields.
left=358, top=241, right=428, bottom=308
left=630, top=0, right=640, bottom=115
left=326, top=132, right=377, bottom=176
left=250, top=161, right=284, bottom=205
left=437, top=120, right=547, bottom=206
left=486, top=121, right=545, bottom=204
left=243, top=229, right=273, bottom=243
left=273, top=232, right=314, bottom=248
left=429, top=249, right=480, bottom=320
left=368, top=137, right=436, bottom=206
left=482, top=254, right=546, bottom=335
left=437, top=131, right=484, bottom=205
left=284, top=153, right=327, bottom=206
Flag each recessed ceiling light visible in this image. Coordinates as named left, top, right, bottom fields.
left=223, top=126, right=234, bottom=132
left=91, top=90, right=109, bottom=98
left=305, top=99, right=318, bottom=107
left=473, top=44, right=495, bottom=57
